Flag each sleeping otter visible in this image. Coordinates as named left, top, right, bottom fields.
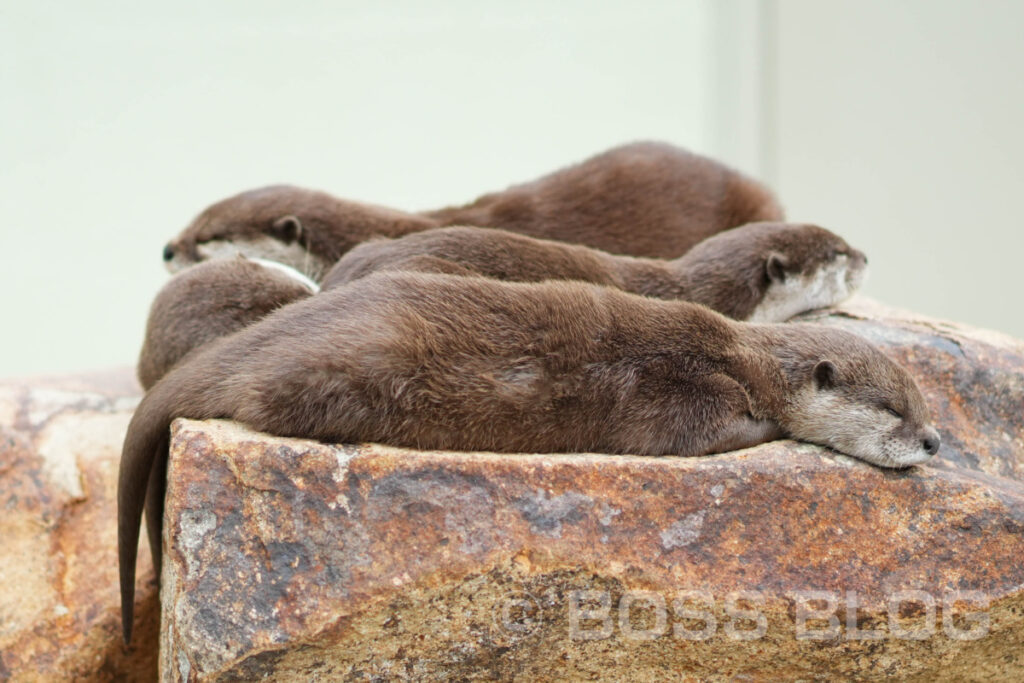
left=161, top=142, right=783, bottom=279
left=322, top=222, right=867, bottom=322
left=119, top=271, right=937, bottom=643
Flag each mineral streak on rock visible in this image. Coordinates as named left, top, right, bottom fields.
left=0, top=368, right=156, bottom=682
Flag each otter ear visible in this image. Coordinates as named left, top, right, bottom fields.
left=765, top=252, right=789, bottom=283
left=271, top=215, right=303, bottom=243
left=813, top=360, right=837, bottom=389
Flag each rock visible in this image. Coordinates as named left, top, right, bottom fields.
left=160, top=298, right=1024, bottom=681
left=0, top=368, right=157, bottom=682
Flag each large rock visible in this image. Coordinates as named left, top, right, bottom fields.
left=0, top=369, right=158, bottom=682
left=160, top=298, right=1024, bottom=681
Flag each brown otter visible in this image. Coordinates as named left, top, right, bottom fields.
left=162, top=141, right=783, bottom=279
left=422, top=141, right=783, bottom=258
left=137, top=257, right=317, bottom=390
left=140, top=223, right=860, bottom=403
left=322, top=222, right=867, bottom=322
left=119, top=271, right=938, bottom=642
left=142, top=223, right=863, bottom=389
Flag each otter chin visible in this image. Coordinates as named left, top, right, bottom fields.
left=743, top=250, right=867, bottom=323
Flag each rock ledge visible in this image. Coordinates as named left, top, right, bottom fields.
left=161, top=418, right=1024, bottom=681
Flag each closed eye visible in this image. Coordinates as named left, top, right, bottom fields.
left=884, top=406, right=902, bottom=419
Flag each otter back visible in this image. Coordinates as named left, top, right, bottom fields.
left=162, top=141, right=783, bottom=279
left=322, top=222, right=866, bottom=322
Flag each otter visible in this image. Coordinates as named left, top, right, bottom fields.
left=162, top=188, right=437, bottom=282
left=137, top=257, right=317, bottom=390
left=162, top=141, right=783, bottom=279
left=322, top=222, right=867, bottom=322
left=140, top=223, right=859, bottom=399
left=422, top=141, right=783, bottom=258
left=119, top=272, right=938, bottom=643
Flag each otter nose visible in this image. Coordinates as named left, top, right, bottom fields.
left=921, top=428, right=940, bottom=456
left=163, top=244, right=175, bottom=262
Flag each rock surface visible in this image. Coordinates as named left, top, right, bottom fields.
left=160, top=298, right=1024, bottom=681
left=0, top=369, right=158, bottom=682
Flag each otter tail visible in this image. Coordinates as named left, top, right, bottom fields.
left=117, top=380, right=178, bottom=645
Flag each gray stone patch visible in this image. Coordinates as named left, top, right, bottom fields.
left=444, top=488, right=501, bottom=555
left=369, top=469, right=502, bottom=555
left=599, top=502, right=621, bottom=526
left=179, top=509, right=218, bottom=580
left=660, top=510, right=707, bottom=550
left=514, top=489, right=594, bottom=538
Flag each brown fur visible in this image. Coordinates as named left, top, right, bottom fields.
left=164, top=186, right=437, bottom=278
left=119, top=272, right=936, bottom=642
left=424, top=141, right=783, bottom=258
left=163, top=141, right=782, bottom=274
left=137, top=258, right=315, bottom=389
left=322, top=222, right=866, bottom=321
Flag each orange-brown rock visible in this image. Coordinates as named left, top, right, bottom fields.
left=160, top=298, right=1024, bottom=681
left=0, top=369, right=157, bottom=682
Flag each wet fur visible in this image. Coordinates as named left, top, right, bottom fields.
left=322, top=222, right=867, bottom=321
left=119, top=272, right=937, bottom=643
left=164, top=141, right=783, bottom=277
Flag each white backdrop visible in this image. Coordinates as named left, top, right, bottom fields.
left=771, top=0, right=1024, bottom=343
left=0, top=0, right=716, bottom=377
left=2, top=0, right=1022, bottom=378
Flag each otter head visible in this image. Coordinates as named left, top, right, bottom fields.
left=779, top=327, right=939, bottom=468
left=164, top=184, right=444, bottom=283
left=682, top=222, right=867, bottom=322
left=162, top=185, right=338, bottom=282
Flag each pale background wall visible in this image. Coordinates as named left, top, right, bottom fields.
left=1, top=0, right=1021, bottom=378
left=770, top=0, right=1024, bottom=342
